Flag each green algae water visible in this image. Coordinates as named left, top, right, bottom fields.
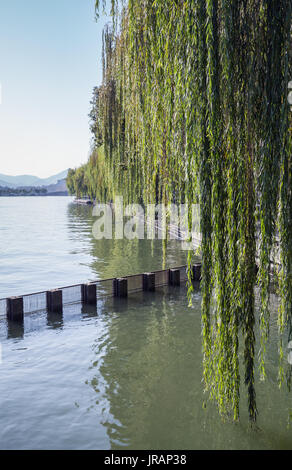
left=0, top=197, right=292, bottom=449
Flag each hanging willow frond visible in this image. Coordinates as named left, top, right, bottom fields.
left=69, top=0, right=292, bottom=422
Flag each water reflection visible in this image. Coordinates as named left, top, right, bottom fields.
left=87, top=288, right=206, bottom=449
left=67, top=203, right=189, bottom=282
left=7, top=319, right=24, bottom=340
left=47, top=312, right=64, bottom=330
left=81, top=304, right=98, bottom=319
left=86, top=287, right=292, bottom=450
left=0, top=197, right=188, bottom=298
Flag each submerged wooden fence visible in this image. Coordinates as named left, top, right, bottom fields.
left=0, top=264, right=202, bottom=322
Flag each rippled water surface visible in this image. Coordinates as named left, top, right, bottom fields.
left=0, top=196, right=187, bottom=298
left=0, top=197, right=291, bottom=449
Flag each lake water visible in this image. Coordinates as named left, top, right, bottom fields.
left=0, top=196, right=291, bottom=449
left=0, top=196, right=188, bottom=298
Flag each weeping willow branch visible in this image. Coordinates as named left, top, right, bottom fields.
left=68, top=0, right=292, bottom=422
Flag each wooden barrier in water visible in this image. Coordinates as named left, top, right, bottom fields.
left=193, top=263, right=201, bottom=282
left=169, top=268, right=180, bottom=286
left=46, top=289, right=63, bottom=313
left=81, top=283, right=97, bottom=305
left=143, top=273, right=155, bottom=292
left=7, top=296, right=24, bottom=322
left=113, top=278, right=128, bottom=298
left=2, top=263, right=202, bottom=321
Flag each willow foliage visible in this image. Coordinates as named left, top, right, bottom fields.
left=69, top=0, right=292, bottom=421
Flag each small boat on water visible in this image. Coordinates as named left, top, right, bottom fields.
left=73, top=197, right=94, bottom=205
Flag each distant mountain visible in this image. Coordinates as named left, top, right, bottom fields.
left=0, top=179, right=13, bottom=187
left=44, top=178, right=68, bottom=195
left=0, top=170, right=69, bottom=188
left=0, top=178, right=69, bottom=197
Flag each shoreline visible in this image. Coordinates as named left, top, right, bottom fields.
left=0, top=192, right=69, bottom=197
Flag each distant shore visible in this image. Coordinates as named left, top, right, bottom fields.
left=0, top=190, right=69, bottom=197
left=0, top=176, right=69, bottom=197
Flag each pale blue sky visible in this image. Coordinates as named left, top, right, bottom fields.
left=0, top=0, right=108, bottom=177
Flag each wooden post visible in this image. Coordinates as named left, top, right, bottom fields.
left=81, top=283, right=97, bottom=305
left=7, top=296, right=24, bottom=322
left=46, top=289, right=63, bottom=313
left=169, top=269, right=180, bottom=286
left=143, top=273, right=155, bottom=292
left=113, top=278, right=128, bottom=297
left=192, top=263, right=202, bottom=282
left=113, top=279, right=117, bottom=297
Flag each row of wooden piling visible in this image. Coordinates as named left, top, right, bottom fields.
left=5, top=264, right=201, bottom=323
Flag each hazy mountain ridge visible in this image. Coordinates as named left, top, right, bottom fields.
left=0, top=178, right=69, bottom=196
left=0, top=169, right=69, bottom=188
